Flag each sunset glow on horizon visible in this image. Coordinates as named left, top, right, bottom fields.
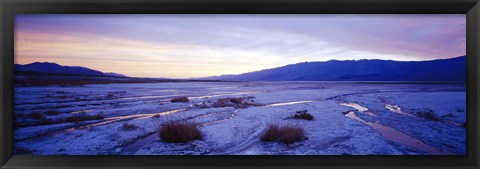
left=15, top=14, right=466, bottom=78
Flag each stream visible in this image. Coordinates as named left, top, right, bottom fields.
left=339, top=102, right=454, bottom=155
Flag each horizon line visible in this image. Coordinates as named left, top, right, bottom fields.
left=15, top=55, right=466, bottom=79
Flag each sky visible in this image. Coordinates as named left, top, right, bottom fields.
left=15, top=14, right=466, bottom=78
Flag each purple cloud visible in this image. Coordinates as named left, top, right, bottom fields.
left=14, top=14, right=466, bottom=77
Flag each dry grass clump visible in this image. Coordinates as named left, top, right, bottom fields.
left=212, top=98, right=230, bottom=108
left=171, top=97, right=189, bottom=103
left=210, top=97, right=254, bottom=108
left=260, top=124, right=281, bottom=142
left=416, top=110, right=440, bottom=121
left=159, top=122, right=202, bottom=143
left=66, top=112, right=105, bottom=122
left=293, top=110, right=314, bottom=120
left=229, top=97, right=243, bottom=104
left=122, top=123, right=137, bottom=130
left=260, top=123, right=305, bottom=144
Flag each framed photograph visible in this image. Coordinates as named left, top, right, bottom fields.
left=1, top=0, right=479, bottom=168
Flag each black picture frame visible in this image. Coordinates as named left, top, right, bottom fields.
left=1, top=0, right=479, bottom=168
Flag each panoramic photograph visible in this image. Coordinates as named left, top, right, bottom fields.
left=13, top=14, right=466, bottom=155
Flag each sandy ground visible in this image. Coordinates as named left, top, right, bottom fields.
left=13, top=81, right=466, bottom=155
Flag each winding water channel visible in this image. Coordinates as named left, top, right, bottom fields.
left=339, top=102, right=454, bottom=155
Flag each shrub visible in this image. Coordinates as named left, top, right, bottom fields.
left=260, top=124, right=281, bottom=142
left=261, top=123, right=305, bottom=144
left=233, top=103, right=249, bottom=109
left=66, top=112, right=104, bottom=122
left=206, top=97, right=258, bottom=108
left=230, top=97, right=243, bottom=104
left=416, top=110, right=440, bottom=121
left=279, top=125, right=305, bottom=144
left=44, top=110, right=61, bottom=116
left=212, top=98, right=229, bottom=108
left=171, top=97, right=189, bottom=103
left=122, top=123, right=137, bottom=130
left=159, top=122, right=202, bottom=143
left=293, top=110, right=314, bottom=120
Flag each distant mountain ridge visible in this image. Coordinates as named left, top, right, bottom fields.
left=15, top=62, right=127, bottom=77
left=202, top=56, right=466, bottom=81
left=14, top=62, right=231, bottom=86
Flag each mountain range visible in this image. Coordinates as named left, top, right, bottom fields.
left=15, top=62, right=126, bottom=77
left=202, top=56, right=466, bottom=81
left=15, top=56, right=466, bottom=82
left=14, top=62, right=226, bottom=86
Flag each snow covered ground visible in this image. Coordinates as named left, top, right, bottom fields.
left=13, top=81, right=466, bottom=155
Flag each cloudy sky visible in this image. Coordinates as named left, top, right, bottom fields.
left=15, top=14, right=466, bottom=78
